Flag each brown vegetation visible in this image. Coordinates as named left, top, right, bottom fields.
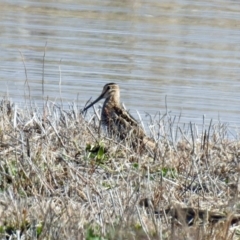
left=0, top=98, right=239, bottom=239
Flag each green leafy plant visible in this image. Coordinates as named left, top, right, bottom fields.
left=86, top=142, right=107, bottom=163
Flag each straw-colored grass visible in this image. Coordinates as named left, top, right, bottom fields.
left=0, top=98, right=239, bottom=240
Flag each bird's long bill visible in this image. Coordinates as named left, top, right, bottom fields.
left=83, top=92, right=105, bottom=112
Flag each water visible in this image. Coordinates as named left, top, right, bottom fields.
left=1, top=0, right=240, bottom=130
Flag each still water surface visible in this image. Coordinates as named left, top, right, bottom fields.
left=1, top=0, right=240, bottom=130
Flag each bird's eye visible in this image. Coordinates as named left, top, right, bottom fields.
left=107, top=86, right=110, bottom=90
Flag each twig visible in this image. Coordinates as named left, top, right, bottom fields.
left=19, top=50, right=31, bottom=103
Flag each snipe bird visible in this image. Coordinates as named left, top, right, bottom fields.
left=83, top=83, right=155, bottom=150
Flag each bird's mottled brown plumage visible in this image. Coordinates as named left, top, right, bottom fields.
left=83, top=83, right=155, bottom=151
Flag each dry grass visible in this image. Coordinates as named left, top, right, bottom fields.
left=0, top=98, right=239, bottom=240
